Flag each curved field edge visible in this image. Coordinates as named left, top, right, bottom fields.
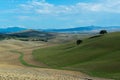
left=11, top=51, right=41, bottom=68
left=32, top=32, right=120, bottom=80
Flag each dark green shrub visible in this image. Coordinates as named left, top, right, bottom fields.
left=76, top=40, right=82, bottom=45
left=99, top=30, right=107, bottom=34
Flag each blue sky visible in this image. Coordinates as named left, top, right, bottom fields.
left=0, top=0, right=120, bottom=29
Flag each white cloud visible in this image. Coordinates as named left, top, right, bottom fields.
left=3, top=0, right=119, bottom=28
left=1, top=0, right=120, bottom=15
left=18, top=0, right=120, bottom=15
left=90, top=0, right=120, bottom=13
left=19, top=1, right=73, bottom=15
left=1, top=0, right=119, bottom=15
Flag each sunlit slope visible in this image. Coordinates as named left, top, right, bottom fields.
left=0, top=39, right=45, bottom=51
left=33, top=32, right=120, bottom=79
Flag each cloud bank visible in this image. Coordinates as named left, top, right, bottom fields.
left=19, top=0, right=120, bottom=15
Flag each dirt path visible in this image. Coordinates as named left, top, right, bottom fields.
left=15, top=43, right=57, bottom=67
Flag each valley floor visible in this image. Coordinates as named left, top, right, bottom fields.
left=0, top=39, right=112, bottom=80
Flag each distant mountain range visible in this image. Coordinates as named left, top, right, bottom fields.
left=0, top=26, right=120, bottom=34
left=0, top=27, right=27, bottom=33
left=43, top=26, right=120, bottom=33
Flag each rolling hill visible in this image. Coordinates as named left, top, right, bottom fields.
left=9, top=29, right=54, bottom=38
left=32, top=32, right=120, bottom=80
left=0, top=29, right=55, bottom=41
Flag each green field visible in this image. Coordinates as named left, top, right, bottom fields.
left=33, top=32, right=120, bottom=80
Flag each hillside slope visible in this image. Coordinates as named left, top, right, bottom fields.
left=33, top=32, right=120, bottom=80
left=0, top=40, right=108, bottom=80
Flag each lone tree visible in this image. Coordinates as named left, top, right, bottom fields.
left=99, top=30, right=107, bottom=34
left=76, top=40, right=82, bottom=45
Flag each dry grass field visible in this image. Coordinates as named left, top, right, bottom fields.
left=0, top=39, right=112, bottom=80
left=0, top=64, right=111, bottom=80
left=0, top=39, right=46, bottom=66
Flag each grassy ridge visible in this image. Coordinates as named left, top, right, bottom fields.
left=33, top=32, right=120, bottom=79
